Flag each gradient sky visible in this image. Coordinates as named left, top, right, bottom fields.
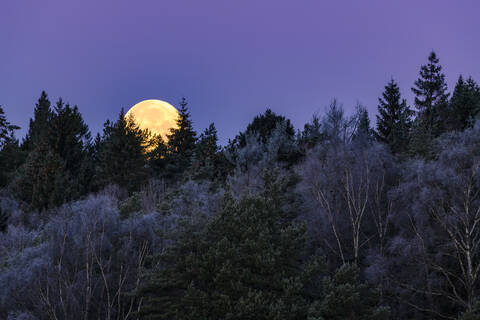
left=1, top=0, right=479, bottom=144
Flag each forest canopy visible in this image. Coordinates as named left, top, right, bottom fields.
left=1, top=51, right=480, bottom=319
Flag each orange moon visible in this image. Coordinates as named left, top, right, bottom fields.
left=125, top=99, right=179, bottom=141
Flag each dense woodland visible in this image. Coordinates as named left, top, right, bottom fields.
left=1, top=51, right=480, bottom=319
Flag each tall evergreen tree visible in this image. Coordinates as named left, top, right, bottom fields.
left=48, top=98, right=91, bottom=175
left=353, top=104, right=373, bottom=141
left=14, top=142, right=71, bottom=211
left=48, top=98, right=93, bottom=196
left=375, top=79, right=413, bottom=154
left=164, top=98, right=197, bottom=179
left=95, top=110, right=149, bottom=193
left=190, top=123, right=226, bottom=181
left=411, top=51, right=449, bottom=137
left=138, top=172, right=320, bottom=319
left=447, top=75, right=480, bottom=131
left=23, top=91, right=53, bottom=150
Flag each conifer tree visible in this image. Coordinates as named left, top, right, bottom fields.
left=411, top=51, right=449, bottom=145
left=23, top=91, right=53, bottom=150
left=375, top=79, right=413, bottom=154
left=48, top=98, right=93, bottom=196
left=164, top=98, right=197, bottom=179
left=14, top=142, right=71, bottom=211
left=0, top=105, right=19, bottom=146
left=308, top=264, right=390, bottom=320
left=0, top=137, right=23, bottom=188
left=190, top=123, right=221, bottom=181
left=299, top=115, right=324, bottom=149
left=95, top=110, right=149, bottom=193
left=353, top=104, right=373, bottom=141
left=237, top=108, right=295, bottom=147
left=447, top=75, right=480, bottom=131
left=0, top=105, right=22, bottom=187
left=148, top=133, right=168, bottom=176
left=138, top=172, right=320, bottom=319
left=48, top=98, right=91, bottom=175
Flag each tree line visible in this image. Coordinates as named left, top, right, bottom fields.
left=0, top=51, right=480, bottom=319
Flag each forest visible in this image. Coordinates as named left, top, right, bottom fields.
left=1, top=51, right=480, bottom=320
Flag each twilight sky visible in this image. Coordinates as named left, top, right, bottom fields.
left=1, top=0, right=479, bottom=144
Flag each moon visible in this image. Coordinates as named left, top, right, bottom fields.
left=125, top=99, right=179, bottom=141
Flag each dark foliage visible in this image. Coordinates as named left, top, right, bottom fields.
left=2, top=50, right=480, bottom=319
left=375, top=79, right=413, bottom=155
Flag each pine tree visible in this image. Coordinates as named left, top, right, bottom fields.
left=14, top=142, right=71, bottom=211
left=411, top=51, right=449, bottom=140
left=95, top=109, right=149, bottom=193
left=308, top=264, right=390, bottom=320
left=447, top=75, right=480, bottom=131
left=164, top=98, right=197, bottom=179
left=375, top=79, right=413, bottom=154
left=138, top=172, right=320, bottom=319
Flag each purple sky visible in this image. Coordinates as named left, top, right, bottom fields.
left=1, top=0, right=479, bottom=144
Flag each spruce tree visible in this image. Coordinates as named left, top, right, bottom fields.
left=411, top=51, right=449, bottom=142
left=353, top=104, right=373, bottom=141
left=48, top=98, right=91, bottom=175
left=164, top=98, right=197, bottom=179
left=190, top=123, right=221, bottom=181
left=375, top=79, right=413, bottom=154
left=23, top=91, right=53, bottom=150
left=447, top=75, right=480, bottom=131
left=48, top=98, right=93, bottom=196
left=95, top=110, right=149, bottom=193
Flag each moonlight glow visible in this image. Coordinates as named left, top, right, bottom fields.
left=125, top=99, right=179, bottom=141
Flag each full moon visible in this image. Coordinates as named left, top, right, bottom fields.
left=125, top=99, right=179, bottom=141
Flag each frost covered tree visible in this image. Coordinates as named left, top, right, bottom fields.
left=385, top=124, right=480, bottom=318
left=298, top=139, right=395, bottom=266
